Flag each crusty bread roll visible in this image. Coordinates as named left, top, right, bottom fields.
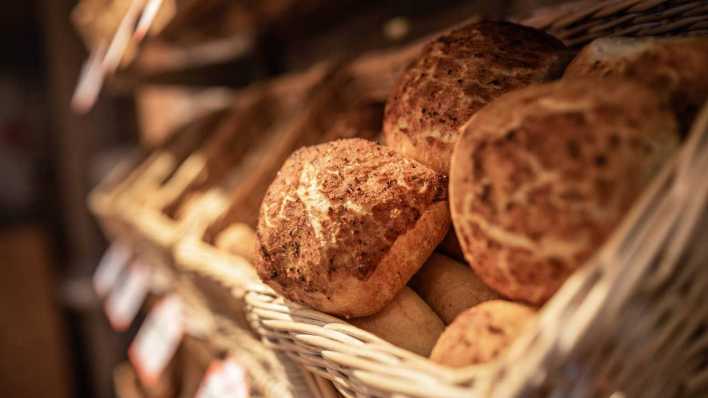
left=384, top=20, right=568, bottom=174
left=430, top=300, right=535, bottom=367
left=256, top=139, right=450, bottom=318
left=564, top=36, right=708, bottom=133
left=350, top=287, right=444, bottom=356
left=450, top=79, right=679, bottom=304
left=410, top=253, right=498, bottom=324
left=214, top=223, right=257, bottom=263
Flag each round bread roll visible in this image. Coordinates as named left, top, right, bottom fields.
left=256, top=138, right=450, bottom=317
left=410, top=253, right=498, bottom=324
left=383, top=20, right=568, bottom=174
left=430, top=300, right=535, bottom=367
left=564, top=36, right=708, bottom=134
left=451, top=79, right=678, bottom=304
left=350, top=287, right=444, bottom=356
left=215, top=223, right=257, bottom=263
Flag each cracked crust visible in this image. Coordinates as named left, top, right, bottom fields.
left=430, top=300, right=535, bottom=367
left=384, top=20, right=568, bottom=174
left=256, top=138, right=450, bottom=317
left=450, top=79, right=679, bottom=304
left=564, top=36, right=708, bottom=134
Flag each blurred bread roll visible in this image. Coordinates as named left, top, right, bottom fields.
left=451, top=79, right=678, bottom=304
left=430, top=300, right=535, bottom=367
left=564, top=36, right=708, bottom=133
left=350, top=287, right=444, bottom=356
left=214, top=223, right=257, bottom=263
left=410, top=253, right=498, bottom=324
left=384, top=20, right=568, bottom=173
left=437, top=229, right=465, bottom=262
left=256, top=139, right=449, bottom=317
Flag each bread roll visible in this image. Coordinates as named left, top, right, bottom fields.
left=350, top=287, right=444, bottom=356
left=437, top=229, right=465, bottom=262
left=256, top=139, right=450, bottom=318
left=450, top=79, right=678, bottom=304
left=384, top=20, right=568, bottom=174
left=410, top=253, right=498, bottom=324
left=564, top=36, right=708, bottom=133
left=430, top=300, right=535, bottom=367
left=214, top=223, right=257, bottom=263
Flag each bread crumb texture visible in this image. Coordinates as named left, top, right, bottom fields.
left=451, top=79, right=678, bottom=304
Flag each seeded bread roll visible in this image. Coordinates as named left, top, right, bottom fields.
left=410, top=253, right=498, bottom=324
left=384, top=20, right=568, bottom=174
left=430, top=300, right=535, bottom=367
left=350, top=287, right=444, bottom=356
left=564, top=36, right=708, bottom=133
left=256, top=139, right=450, bottom=317
left=450, top=79, right=679, bottom=304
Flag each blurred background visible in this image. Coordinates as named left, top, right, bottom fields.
left=0, top=1, right=562, bottom=397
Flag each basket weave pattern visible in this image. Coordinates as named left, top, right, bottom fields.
left=521, top=0, right=708, bottom=47
left=246, top=103, right=708, bottom=397
left=244, top=1, right=708, bottom=394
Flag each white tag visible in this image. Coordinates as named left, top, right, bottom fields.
left=195, top=357, right=250, bottom=398
left=94, top=242, right=132, bottom=297
left=129, top=295, right=184, bottom=387
left=105, top=261, right=150, bottom=331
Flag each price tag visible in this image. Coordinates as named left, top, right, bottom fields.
left=104, top=261, right=150, bottom=331
left=93, top=242, right=132, bottom=297
left=195, top=357, right=250, bottom=398
left=129, top=295, right=184, bottom=387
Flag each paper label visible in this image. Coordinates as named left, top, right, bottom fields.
left=195, top=357, right=250, bottom=398
left=93, top=242, right=132, bottom=297
left=104, top=261, right=150, bottom=331
left=129, top=295, right=184, bottom=387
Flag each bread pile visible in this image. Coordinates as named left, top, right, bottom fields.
left=253, top=21, right=705, bottom=365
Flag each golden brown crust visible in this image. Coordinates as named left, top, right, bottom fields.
left=256, top=139, right=450, bottom=317
left=350, top=287, right=444, bottom=356
left=430, top=300, right=535, bottom=367
left=564, top=36, right=708, bottom=133
left=450, top=79, right=678, bottom=304
left=384, top=20, right=567, bottom=173
left=410, top=253, right=498, bottom=324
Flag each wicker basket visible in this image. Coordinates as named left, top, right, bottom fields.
left=245, top=102, right=708, bottom=398
left=88, top=152, right=145, bottom=241
left=243, top=2, right=708, bottom=398
left=125, top=64, right=330, bottom=274
left=173, top=274, right=338, bottom=398
left=171, top=42, right=425, bottom=328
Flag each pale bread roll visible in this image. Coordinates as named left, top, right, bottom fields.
left=564, top=36, right=708, bottom=133
left=451, top=79, right=678, bottom=304
left=350, top=287, right=444, bottom=357
left=256, top=139, right=450, bottom=318
left=214, top=223, right=257, bottom=263
left=384, top=20, right=568, bottom=174
left=430, top=300, right=535, bottom=367
left=410, top=253, right=498, bottom=324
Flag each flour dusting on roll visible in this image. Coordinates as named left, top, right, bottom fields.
left=256, top=138, right=450, bottom=317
